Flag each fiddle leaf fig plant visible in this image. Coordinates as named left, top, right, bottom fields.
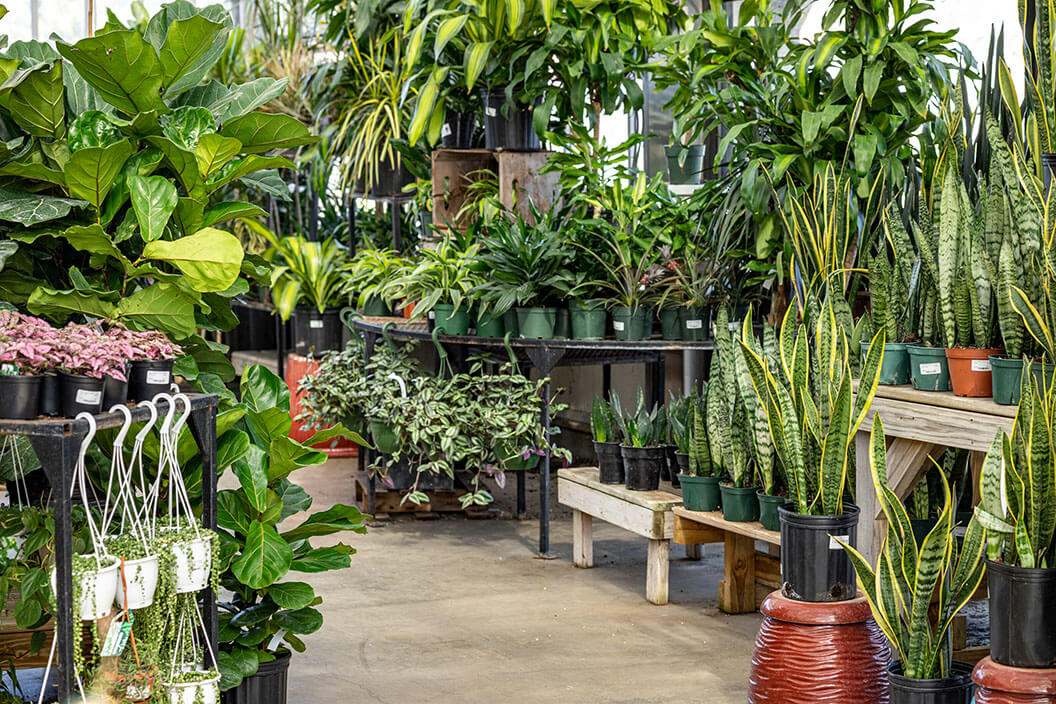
left=0, top=1, right=315, bottom=380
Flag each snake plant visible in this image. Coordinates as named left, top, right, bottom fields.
left=840, top=419, right=988, bottom=679
left=613, top=389, right=664, bottom=448
left=689, top=386, right=714, bottom=478
left=741, top=299, right=884, bottom=516
left=590, top=396, right=621, bottom=444
left=974, top=373, right=1056, bottom=568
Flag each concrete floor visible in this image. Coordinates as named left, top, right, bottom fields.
left=285, top=458, right=762, bottom=703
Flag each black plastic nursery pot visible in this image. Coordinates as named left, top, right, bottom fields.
left=102, top=373, right=128, bottom=408
left=385, top=457, right=456, bottom=491
left=665, top=144, right=705, bottom=185
left=887, top=661, right=974, bottom=704
left=987, top=559, right=1056, bottom=668
left=482, top=91, right=541, bottom=151
left=0, top=375, right=42, bottom=419
left=907, top=344, right=951, bottom=392
left=757, top=491, right=784, bottom=532
left=680, top=474, right=721, bottom=512
left=441, top=111, right=477, bottom=149
left=779, top=503, right=860, bottom=602
left=861, top=340, right=911, bottom=385
left=369, top=162, right=414, bottom=198
left=226, top=300, right=278, bottom=351
left=720, top=484, right=759, bottom=522
left=433, top=303, right=471, bottom=335
left=569, top=299, right=606, bottom=340
left=516, top=307, right=556, bottom=339
left=222, top=651, right=291, bottom=704
left=611, top=306, right=648, bottom=341
left=594, top=441, right=624, bottom=484
left=59, top=373, right=104, bottom=417
left=1044, top=153, right=1056, bottom=193
left=659, top=308, right=681, bottom=340
left=664, top=445, right=680, bottom=487
left=128, top=359, right=175, bottom=401
left=680, top=307, right=710, bottom=342
left=291, top=307, right=343, bottom=357
left=674, top=452, right=689, bottom=476
left=620, top=445, right=665, bottom=491
left=39, top=373, right=60, bottom=417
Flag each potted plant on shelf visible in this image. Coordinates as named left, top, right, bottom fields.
left=613, top=390, right=666, bottom=492
left=386, top=240, right=482, bottom=335
left=103, top=324, right=183, bottom=402
left=740, top=299, right=885, bottom=602
left=974, top=374, right=1056, bottom=670
left=348, top=247, right=408, bottom=317
left=840, top=420, right=984, bottom=703
left=672, top=386, right=722, bottom=512
left=708, top=318, right=758, bottom=523
left=590, top=396, right=624, bottom=485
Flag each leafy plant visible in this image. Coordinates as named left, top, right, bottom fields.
left=347, top=247, right=409, bottom=310
left=613, top=389, right=663, bottom=449
left=665, top=393, right=694, bottom=456
left=384, top=240, right=482, bottom=318
left=589, top=396, right=620, bottom=444
left=254, top=226, right=352, bottom=322
left=840, top=419, right=987, bottom=680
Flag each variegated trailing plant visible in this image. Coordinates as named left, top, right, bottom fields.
left=740, top=299, right=885, bottom=516
left=838, top=418, right=988, bottom=679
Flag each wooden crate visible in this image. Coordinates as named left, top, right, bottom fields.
left=352, top=470, right=467, bottom=515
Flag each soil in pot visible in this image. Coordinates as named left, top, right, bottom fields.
left=291, top=307, right=342, bottom=357
left=516, top=307, right=556, bottom=339
left=611, top=306, right=648, bottom=341
left=946, top=347, right=1002, bottom=397
left=441, top=111, right=477, bottom=149
left=888, top=661, right=974, bottom=704
left=221, top=651, right=291, bottom=704
left=128, top=359, right=175, bottom=401
left=757, top=491, right=784, bottom=532
left=908, top=344, right=951, bottom=392
left=720, top=484, right=760, bottom=522
left=60, top=373, right=104, bottom=416
left=659, top=308, right=681, bottom=340
left=666, top=144, right=705, bottom=185
left=620, top=445, right=665, bottom=491
left=474, top=309, right=504, bottom=338
left=433, top=303, right=471, bottom=335
left=681, top=307, right=710, bottom=342
left=482, top=91, right=541, bottom=151
left=988, top=559, right=1056, bottom=668
left=680, top=475, right=721, bottom=512
left=860, top=340, right=911, bottom=385
left=570, top=299, right=606, bottom=340
left=779, top=504, right=860, bottom=602
left=0, top=375, right=42, bottom=419
left=594, top=441, right=624, bottom=484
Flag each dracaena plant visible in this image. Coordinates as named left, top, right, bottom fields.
left=974, top=373, right=1056, bottom=568
left=0, top=1, right=315, bottom=381
left=840, top=419, right=987, bottom=680
left=740, top=300, right=885, bottom=516
left=384, top=240, right=482, bottom=318
left=348, top=246, right=410, bottom=309
left=252, top=223, right=353, bottom=322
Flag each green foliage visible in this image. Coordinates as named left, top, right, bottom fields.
left=840, top=420, right=987, bottom=679
left=251, top=222, right=352, bottom=321
left=589, top=396, right=620, bottom=444
left=383, top=239, right=482, bottom=318
left=613, top=388, right=663, bottom=448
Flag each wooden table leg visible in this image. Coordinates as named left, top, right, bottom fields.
left=646, top=538, right=670, bottom=605
left=572, top=509, right=593, bottom=568
left=685, top=543, right=702, bottom=560
left=718, top=532, right=755, bottom=614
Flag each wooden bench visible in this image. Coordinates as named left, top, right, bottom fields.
left=672, top=507, right=781, bottom=614
left=557, top=467, right=689, bottom=605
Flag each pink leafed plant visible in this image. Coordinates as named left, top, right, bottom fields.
left=103, top=323, right=183, bottom=362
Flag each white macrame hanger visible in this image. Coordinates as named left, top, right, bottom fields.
left=73, top=413, right=106, bottom=567
left=100, top=404, right=134, bottom=537
left=129, top=401, right=159, bottom=539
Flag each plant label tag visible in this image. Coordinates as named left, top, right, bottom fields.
left=101, top=614, right=133, bottom=657
left=75, top=389, right=101, bottom=405
left=613, top=321, right=625, bottom=331
left=428, top=310, right=435, bottom=320
left=267, top=628, right=288, bottom=652
left=685, top=319, right=703, bottom=330
left=971, top=359, right=992, bottom=372
left=309, top=320, right=324, bottom=329
left=828, top=534, right=849, bottom=550
left=441, top=123, right=452, bottom=137
left=485, top=106, right=497, bottom=117
left=919, top=362, right=942, bottom=376
left=729, top=322, right=739, bottom=332
left=146, top=370, right=170, bottom=385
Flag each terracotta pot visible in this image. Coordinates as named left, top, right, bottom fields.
left=749, top=591, right=891, bottom=703
left=973, top=657, right=1056, bottom=703
left=946, top=347, right=1002, bottom=397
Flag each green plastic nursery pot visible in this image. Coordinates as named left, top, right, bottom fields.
left=659, top=308, right=681, bottom=340
left=990, top=356, right=1026, bottom=405
left=680, top=475, right=721, bottom=512
left=369, top=420, right=401, bottom=455
left=474, top=309, right=504, bottom=338
left=499, top=440, right=539, bottom=471
left=860, top=340, right=911, bottom=385
left=360, top=297, right=390, bottom=317
left=720, top=484, right=760, bottom=522
left=611, top=306, right=647, bottom=341
left=665, top=144, right=705, bottom=185
left=433, top=303, right=470, bottom=335
left=907, top=344, right=950, bottom=392
left=569, top=300, right=606, bottom=340
left=757, top=491, right=784, bottom=532
left=680, top=306, right=710, bottom=341
left=553, top=307, right=571, bottom=339
left=516, top=307, right=557, bottom=339
left=502, top=309, right=519, bottom=337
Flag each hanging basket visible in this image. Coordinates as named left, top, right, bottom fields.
left=53, top=554, right=120, bottom=621
left=163, top=673, right=221, bottom=704
left=115, top=554, right=160, bottom=610
left=166, top=530, right=215, bottom=594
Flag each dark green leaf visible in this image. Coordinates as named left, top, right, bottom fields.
left=281, top=504, right=367, bottom=542
left=220, top=113, right=316, bottom=154
left=231, top=519, right=293, bottom=589
left=266, top=581, right=315, bottom=610
left=56, top=31, right=165, bottom=115
left=272, top=606, right=322, bottom=635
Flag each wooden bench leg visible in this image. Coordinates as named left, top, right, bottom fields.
left=646, top=538, right=670, bottom=605
left=685, top=543, right=702, bottom=560
left=718, top=532, right=756, bottom=614
left=572, top=509, right=593, bottom=568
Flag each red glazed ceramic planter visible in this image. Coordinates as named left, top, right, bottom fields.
left=286, top=354, right=358, bottom=458
left=749, top=591, right=891, bottom=703
left=974, top=657, right=1056, bottom=703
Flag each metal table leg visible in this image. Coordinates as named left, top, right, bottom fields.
left=539, top=379, right=552, bottom=556
left=516, top=471, right=526, bottom=519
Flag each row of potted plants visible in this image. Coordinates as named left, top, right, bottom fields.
left=0, top=311, right=183, bottom=420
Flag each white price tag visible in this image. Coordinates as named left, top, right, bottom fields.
left=971, top=359, right=992, bottom=372
left=309, top=319, right=324, bottom=329
left=485, top=106, right=497, bottom=117
left=441, top=123, right=452, bottom=137
left=75, top=389, right=101, bottom=405
left=146, top=370, right=170, bottom=385
left=613, top=321, right=625, bottom=331
left=729, top=322, right=740, bottom=331
left=828, top=534, right=850, bottom=550
left=919, top=362, right=942, bottom=376
left=685, top=319, right=703, bottom=330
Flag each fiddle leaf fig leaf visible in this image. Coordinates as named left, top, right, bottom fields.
left=69, top=110, right=123, bottom=151
left=206, top=155, right=293, bottom=192
left=56, top=31, right=166, bottom=115
left=231, top=520, right=293, bottom=590
left=144, top=1, right=232, bottom=97
left=141, top=227, right=244, bottom=292
left=218, top=77, right=289, bottom=121
left=0, top=241, right=16, bottom=272
left=202, top=201, right=267, bottom=228
left=159, top=15, right=224, bottom=92
left=4, top=61, right=65, bottom=138
left=116, top=282, right=198, bottom=338
left=266, top=582, right=315, bottom=611
left=146, top=135, right=204, bottom=197
left=0, top=161, right=65, bottom=187
left=0, top=188, right=86, bottom=226
left=26, top=286, right=118, bottom=321
left=128, top=174, right=178, bottom=242
left=160, top=105, right=216, bottom=151
left=220, top=113, right=316, bottom=154
left=65, top=138, right=135, bottom=209
left=281, top=504, right=368, bottom=542
left=195, top=133, right=242, bottom=179
left=233, top=444, right=268, bottom=512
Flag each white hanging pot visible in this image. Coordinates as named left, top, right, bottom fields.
left=114, top=554, right=160, bottom=610
left=167, top=531, right=214, bottom=594
left=162, top=675, right=220, bottom=704
left=52, top=554, right=120, bottom=621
